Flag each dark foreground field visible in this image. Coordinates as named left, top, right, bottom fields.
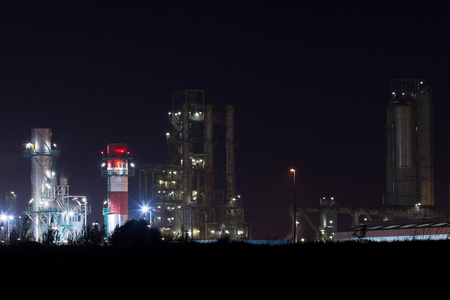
left=4, top=239, right=449, bottom=290
left=2, top=239, right=448, bottom=269
left=3, top=240, right=443, bottom=296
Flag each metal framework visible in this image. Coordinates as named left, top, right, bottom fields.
left=139, top=90, right=250, bottom=240
left=296, top=204, right=450, bottom=241
left=138, top=163, right=181, bottom=236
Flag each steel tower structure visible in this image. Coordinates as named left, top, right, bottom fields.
left=139, top=90, right=249, bottom=240
left=23, top=128, right=90, bottom=242
left=101, top=143, right=135, bottom=235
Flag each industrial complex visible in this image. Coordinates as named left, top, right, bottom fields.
left=297, top=78, right=450, bottom=242
left=0, top=89, right=249, bottom=243
left=1, top=79, right=448, bottom=244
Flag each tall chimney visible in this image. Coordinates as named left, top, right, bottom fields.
left=225, top=105, right=236, bottom=205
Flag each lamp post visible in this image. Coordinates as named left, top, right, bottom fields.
left=290, top=168, right=297, bottom=243
left=141, top=204, right=152, bottom=226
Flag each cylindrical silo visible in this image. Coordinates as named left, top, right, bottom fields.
left=386, top=79, right=434, bottom=207
left=391, top=99, right=417, bottom=205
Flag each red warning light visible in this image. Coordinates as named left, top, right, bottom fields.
left=107, top=144, right=129, bottom=156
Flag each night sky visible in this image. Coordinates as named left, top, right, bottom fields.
left=1, top=1, right=450, bottom=240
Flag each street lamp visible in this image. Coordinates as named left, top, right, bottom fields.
left=141, top=204, right=152, bottom=226
left=290, top=168, right=297, bottom=243
left=0, top=214, right=13, bottom=242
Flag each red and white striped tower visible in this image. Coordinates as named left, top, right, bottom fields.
left=101, top=143, right=134, bottom=235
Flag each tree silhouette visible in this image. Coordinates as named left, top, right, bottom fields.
left=111, top=219, right=161, bottom=247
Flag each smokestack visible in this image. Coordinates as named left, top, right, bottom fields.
left=226, top=105, right=236, bottom=205
left=102, top=143, right=134, bottom=235
left=204, top=104, right=214, bottom=206
left=417, top=86, right=434, bottom=205
left=182, top=102, right=191, bottom=205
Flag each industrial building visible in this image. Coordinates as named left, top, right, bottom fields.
left=139, top=89, right=250, bottom=240
left=296, top=79, right=445, bottom=242
left=23, top=128, right=90, bottom=243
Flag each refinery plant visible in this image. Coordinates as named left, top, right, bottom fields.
left=297, top=78, right=450, bottom=242
left=0, top=89, right=249, bottom=244
left=138, top=89, right=249, bottom=240
left=2, top=80, right=448, bottom=244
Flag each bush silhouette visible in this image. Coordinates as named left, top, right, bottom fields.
left=111, top=219, right=161, bottom=247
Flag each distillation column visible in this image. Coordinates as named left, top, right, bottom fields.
left=29, top=128, right=56, bottom=240
left=386, top=79, right=434, bottom=206
left=24, top=128, right=90, bottom=243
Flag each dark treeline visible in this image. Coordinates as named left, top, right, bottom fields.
left=3, top=218, right=450, bottom=274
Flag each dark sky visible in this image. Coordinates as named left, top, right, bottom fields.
left=1, top=1, right=450, bottom=240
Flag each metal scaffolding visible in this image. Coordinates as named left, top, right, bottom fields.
left=139, top=90, right=250, bottom=240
